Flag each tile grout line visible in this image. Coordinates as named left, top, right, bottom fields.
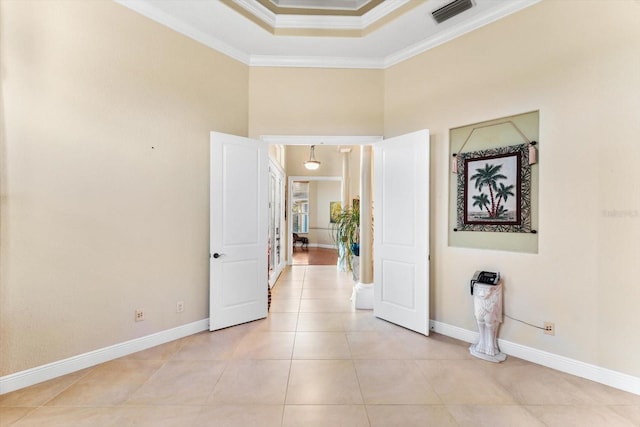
left=280, top=265, right=304, bottom=417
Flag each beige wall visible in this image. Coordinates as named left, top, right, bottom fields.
left=311, top=181, right=341, bottom=247
left=384, top=0, right=640, bottom=377
left=248, top=67, right=384, bottom=138
left=0, top=1, right=249, bottom=375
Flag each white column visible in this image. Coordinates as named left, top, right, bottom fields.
left=359, top=145, right=373, bottom=285
left=337, top=148, right=351, bottom=272
left=341, top=148, right=351, bottom=209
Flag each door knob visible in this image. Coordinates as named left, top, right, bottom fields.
left=212, top=253, right=223, bottom=259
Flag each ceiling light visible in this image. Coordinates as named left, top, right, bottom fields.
left=304, top=145, right=321, bottom=170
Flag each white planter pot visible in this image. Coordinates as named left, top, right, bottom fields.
left=353, top=283, right=373, bottom=310
left=337, top=242, right=348, bottom=272
left=351, top=255, right=360, bottom=282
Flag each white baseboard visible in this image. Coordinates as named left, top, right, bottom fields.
left=298, top=243, right=336, bottom=249
left=317, top=243, right=337, bottom=249
left=5, top=318, right=637, bottom=396
left=429, top=320, right=640, bottom=396
left=0, top=319, right=209, bottom=395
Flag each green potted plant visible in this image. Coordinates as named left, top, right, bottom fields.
left=331, top=203, right=359, bottom=274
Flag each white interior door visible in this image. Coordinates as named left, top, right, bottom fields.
left=210, top=131, right=268, bottom=331
left=373, top=130, right=430, bottom=335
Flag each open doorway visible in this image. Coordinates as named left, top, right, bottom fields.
left=289, top=177, right=341, bottom=266
left=262, top=137, right=378, bottom=275
left=212, top=132, right=430, bottom=335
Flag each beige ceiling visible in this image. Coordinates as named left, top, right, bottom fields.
left=117, top=0, right=541, bottom=69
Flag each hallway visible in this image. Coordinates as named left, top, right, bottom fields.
left=1, top=266, right=639, bottom=426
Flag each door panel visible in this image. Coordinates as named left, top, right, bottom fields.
left=381, top=260, right=416, bottom=309
left=210, top=132, right=268, bottom=331
left=374, top=130, right=430, bottom=335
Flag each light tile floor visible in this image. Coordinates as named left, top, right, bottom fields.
left=2, top=265, right=639, bottom=426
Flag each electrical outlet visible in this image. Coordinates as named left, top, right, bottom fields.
left=135, top=309, right=145, bottom=322
left=544, top=322, right=555, bottom=335
left=176, top=301, right=184, bottom=313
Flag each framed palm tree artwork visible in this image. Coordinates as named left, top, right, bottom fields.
left=456, top=144, right=532, bottom=232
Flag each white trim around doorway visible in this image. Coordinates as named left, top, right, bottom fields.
left=261, top=135, right=382, bottom=146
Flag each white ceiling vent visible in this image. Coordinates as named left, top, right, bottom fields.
left=432, top=0, right=474, bottom=24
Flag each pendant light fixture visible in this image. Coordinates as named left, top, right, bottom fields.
left=304, top=145, right=321, bottom=170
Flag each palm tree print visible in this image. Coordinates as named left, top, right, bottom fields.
left=470, top=163, right=511, bottom=219
left=457, top=145, right=530, bottom=232
left=472, top=193, right=491, bottom=216
left=494, top=183, right=515, bottom=217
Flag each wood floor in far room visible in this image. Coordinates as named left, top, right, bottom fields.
left=292, top=247, right=338, bottom=266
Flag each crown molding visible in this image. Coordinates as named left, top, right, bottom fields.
left=384, top=0, right=542, bottom=68
left=115, top=0, right=250, bottom=64
left=276, top=15, right=362, bottom=30
left=232, top=0, right=278, bottom=28
left=249, top=54, right=385, bottom=69
left=232, top=0, right=410, bottom=30
left=361, top=0, right=411, bottom=28
left=271, top=0, right=371, bottom=10
left=260, top=135, right=383, bottom=145
left=117, top=0, right=542, bottom=70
